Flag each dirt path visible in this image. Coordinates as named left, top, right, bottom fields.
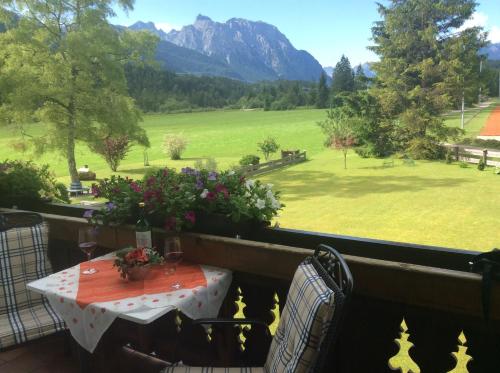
left=479, top=105, right=500, bottom=136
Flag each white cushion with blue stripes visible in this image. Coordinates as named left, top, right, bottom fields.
left=0, top=223, right=65, bottom=349
left=264, top=261, right=335, bottom=373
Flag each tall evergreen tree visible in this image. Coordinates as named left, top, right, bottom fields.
left=331, top=55, right=355, bottom=95
left=354, top=65, right=368, bottom=91
left=0, top=0, right=157, bottom=186
left=316, top=72, right=329, bottom=108
left=369, top=0, right=481, bottom=155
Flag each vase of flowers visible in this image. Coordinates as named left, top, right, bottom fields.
left=114, top=247, right=163, bottom=281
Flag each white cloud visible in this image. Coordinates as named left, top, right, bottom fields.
left=458, top=11, right=500, bottom=44
left=489, top=26, right=500, bottom=44
left=458, top=11, right=488, bottom=31
left=154, top=22, right=180, bottom=33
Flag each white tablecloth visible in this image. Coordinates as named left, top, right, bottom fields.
left=27, top=253, right=232, bottom=352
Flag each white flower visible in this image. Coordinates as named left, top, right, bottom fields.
left=245, top=179, right=255, bottom=190
left=228, top=170, right=235, bottom=176
left=271, top=198, right=281, bottom=209
left=255, top=198, right=266, bottom=209
left=244, top=191, right=251, bottom=198
left=266, top=190, right=274, bottom=199
left=266, top=183, right=274, bottom=190
left=200, top=189, right=209, bottom=199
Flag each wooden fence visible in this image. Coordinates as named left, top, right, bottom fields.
left=444, top=144, right=500, bottom=167
left=239, top=151, right=306, bottom=177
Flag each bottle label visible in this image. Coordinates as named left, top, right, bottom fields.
left=136, top=231, right=152, bottom=248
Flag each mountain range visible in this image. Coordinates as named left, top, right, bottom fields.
left=126, top=15, right=325, bottom=82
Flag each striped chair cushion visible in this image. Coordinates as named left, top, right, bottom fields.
left=162, top=368, right=264, bottom=373
left=264, top=261, right=335, bottom=373
left=0, top=223, right=65, bottom=349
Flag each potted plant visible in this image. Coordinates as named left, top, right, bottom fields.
left=85, top=167, right=283, bottom=238
left=114, top=247, right=163, bottom=281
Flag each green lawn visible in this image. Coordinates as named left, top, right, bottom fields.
left=259, top=150, right=499, bottom=252
left=443, top=100, right=498, bottom=137
left=1, top=107, right=498, bottom=251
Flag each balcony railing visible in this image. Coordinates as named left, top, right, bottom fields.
left=3, top=203, right=500, bottom=372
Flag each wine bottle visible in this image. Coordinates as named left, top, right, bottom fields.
left=136, top=202, right=152, bottom=248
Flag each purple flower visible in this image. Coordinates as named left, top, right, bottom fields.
left=105, top=202, right=115, bottom=211
left=208, top=171, right=217, bottom=181
left=195, top=178, right=204, bottom=190
left=184, top=211, right=196, bottom=225
left=181, top=167, right=196, bottom=175
left=146, top=176, right=157, bottom=186
left=83, top=210, right=93, bottom=218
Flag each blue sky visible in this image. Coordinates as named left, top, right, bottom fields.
left=111, top=0, right=500, bottom=67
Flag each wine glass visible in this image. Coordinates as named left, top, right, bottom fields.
left=78, top=226, right=98, bottom=275
left=164, top=237, right=183, bottom=289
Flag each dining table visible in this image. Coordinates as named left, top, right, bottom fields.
left=27, top=251, right=233, bottom=369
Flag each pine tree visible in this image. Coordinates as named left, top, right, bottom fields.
left=331, top=55, right=355, bottom=95
left=354, top=65, right=368, bottom=91
left=369, top=0, right=482, bottom=155
left=316, top=72, right=329, bottom=108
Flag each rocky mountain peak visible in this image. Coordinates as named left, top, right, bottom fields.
left=163, top=15, right=324, bottom=82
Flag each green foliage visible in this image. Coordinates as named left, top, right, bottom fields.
left=316, top=72, right=330, bottom=109
left=459, top=161, right=469, bottom=168
left=445, top=149, right=455, bottom=164
left=258, top=137, right=280, bottom=161
left=354, top=65, right=369, bottom=91
left=239, top=154, right=260, bottom=166
left=460, top=137, right=500, bottom=150
left=406, top=138, right=445, bottom=160
left=317, top=108, right=360, bottom=169
left=369, top=0, right=483, bottom=157
left=90, top=136, right=132, bottom=172
left=193, top=158, right=218, bottom=172
left=125, top=64, right=312, bottom=113
left=88, top=168, right=283, bottom=228
left=163, top=134, right=188, bottom=160
left=0, top=160, right=69, bottom=206
left=0, top=1, right=156, bottom=183
left=477, top=158, right=486, bottom=171
left=331, top=55, right=354, bottom=95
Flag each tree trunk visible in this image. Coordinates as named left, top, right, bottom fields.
left=67, top=104, right=80, bottom=185
left=343, top=150, right=347, bottom=169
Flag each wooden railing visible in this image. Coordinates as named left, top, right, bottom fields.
left=27, top=209, right=500, bottom=373
left=239, top=151, right=306, bottom=176
left=444, top=144, right=500, bottom=167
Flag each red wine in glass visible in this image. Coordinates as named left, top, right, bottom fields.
left=78, top=227, right=98, bottom=275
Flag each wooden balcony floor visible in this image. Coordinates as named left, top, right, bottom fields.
left=0, top=335, right=78, bottom=373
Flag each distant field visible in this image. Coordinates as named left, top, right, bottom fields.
left=1, top=107, right=498, bottom=251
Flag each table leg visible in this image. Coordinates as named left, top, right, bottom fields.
left=77, top=344, right=92, bottom=373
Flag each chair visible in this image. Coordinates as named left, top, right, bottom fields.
left=0, top=212, right=66, bottom=350
left=124, top=244, right=353, bottom=373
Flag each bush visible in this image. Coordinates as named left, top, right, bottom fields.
left=0, top=160, right=69, bottom=206
left=459, top=161, right=469, bottom=168
left=477, top=158, right=486, bottom=171
left=258, top=137, right=280, bottom=161
left=163, top=134, right=188, bottom=160
left=193, top=158, right=218, bottom=172
left=445, top=149, right=455, bottom=164
left=406, top=138, right=445, bottom=160
left=239, top=154, right=260, bottom=166
left=91, top=136, right=131, bottom=172
left=495, top=166, right=500, bottom=175
left=460, top=137, right=500, bottom=150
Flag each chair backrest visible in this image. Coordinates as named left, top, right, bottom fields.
left=264, top=244, right=353, bottom=373
left=0, top=213, right=53, bottom=315
left=0, top=212, right=44, bottom=232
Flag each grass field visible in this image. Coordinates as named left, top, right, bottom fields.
left=1, top=106, right=498, bottom=251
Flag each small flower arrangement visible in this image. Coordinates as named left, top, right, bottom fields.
left=114, top=247, right=163, bottom=280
